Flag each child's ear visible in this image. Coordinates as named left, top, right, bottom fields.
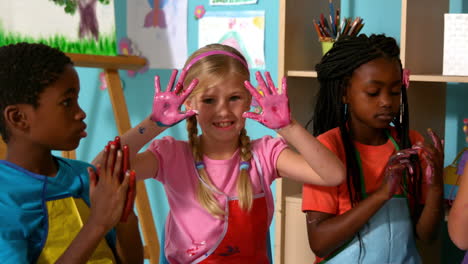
left=4, top=105, right=29, bottom=131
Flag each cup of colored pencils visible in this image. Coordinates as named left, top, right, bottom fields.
left=313, top=0, right=365, bottom=55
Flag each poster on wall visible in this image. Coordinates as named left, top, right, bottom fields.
left=198, top=11, right=265, bottom=69
left=210, top=0, right=258, bottom=5
left=126, top=0, right=188, bottom=69
left=443, top=14, right=468, bottom=76
left=0, top=0, right=117, bottom=55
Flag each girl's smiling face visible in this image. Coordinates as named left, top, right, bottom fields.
left=186, top=75, right=251, bottom=145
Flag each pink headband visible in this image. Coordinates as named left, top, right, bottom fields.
left=179, top=50, right=249, bottom=83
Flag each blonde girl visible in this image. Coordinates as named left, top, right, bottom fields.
left=119, top=43, right=345, bottom=263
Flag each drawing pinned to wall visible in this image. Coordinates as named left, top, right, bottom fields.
left=118, top=37, right=149, bottom=77
left=143, top=0, right=166, bottom=28
left=0, top=0, right=117, bottom=55
left=199, top=11, right=265, bottom=69
left=127, top=0, right=188, bottom=69
left=210, top=0, right=258, bottom=5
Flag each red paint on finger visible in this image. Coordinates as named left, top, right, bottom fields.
left=120, top=171, right=137, bottom=222
left=114, top=136, right=121, bottom=149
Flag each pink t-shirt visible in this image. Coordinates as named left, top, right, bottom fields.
left=148, top=135, right=287, bottom=263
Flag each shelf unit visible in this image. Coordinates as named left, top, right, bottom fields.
left=276, top=0, right=459, bottom=263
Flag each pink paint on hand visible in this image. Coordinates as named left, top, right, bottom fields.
left=150, top=70, right=199, bottom=127
left=384, top=149, right=417, bottom=197
left=243, top=71, right=291, bottom=130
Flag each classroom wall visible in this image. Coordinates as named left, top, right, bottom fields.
left=341, top=0, right=401, bottom=41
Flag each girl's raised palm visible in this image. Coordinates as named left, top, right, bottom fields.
left=150, top=69, right=199, bottom=127
left=243, top=71, right=291, bottom=130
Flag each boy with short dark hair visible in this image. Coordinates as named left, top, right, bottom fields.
left=0, top=42, right=143, bottom=264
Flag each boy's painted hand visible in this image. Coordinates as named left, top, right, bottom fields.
left=412, top=128, right=444, bottom=186
left=88, top=144, right=130, bottom=231
left=150, top=69, right=199, bottom=127
left=104, top=137, right=137, bottom=222
left=243, top=71, right=291, bottom=130
left=121, top=170, right=136, bottom=222
left=379, top=148, right=418, bottom=199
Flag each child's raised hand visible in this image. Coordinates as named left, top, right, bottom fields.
left=243, top=71, right=291, bottom=130
left=412, top=128, right=444, bottom=186
left=150, top=69, right=199, bottom=127
left=378, top=148, right=418, bottom=200
left=88, top=143, right=131, bottom=231
left=116, top=138, right=137, bottom=222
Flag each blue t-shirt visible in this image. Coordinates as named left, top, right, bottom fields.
left=0, top=157, right=116, bottom=263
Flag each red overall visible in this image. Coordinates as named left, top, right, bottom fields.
left=199, top=195, right=270, bottom=264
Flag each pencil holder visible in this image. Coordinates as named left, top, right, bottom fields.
left=313, top=1, right=364, bottom=57
left=321, top=41, right=334, bottom=55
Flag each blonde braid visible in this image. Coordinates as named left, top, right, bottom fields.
left=187, top=116, right=225, bottom=216
left=237, top=128, right=254, bottom=211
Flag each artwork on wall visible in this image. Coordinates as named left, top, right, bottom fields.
left=0, top=0, right=117, bottom=55
left=126, top=0, right=188, bottom=69
left=210, top=0, right=258, bottom=5
left=198, top=10, right=265, bottom=69
left=443, top=14, right=468, bottom=76
left=118, top=37, right=149, bottom=77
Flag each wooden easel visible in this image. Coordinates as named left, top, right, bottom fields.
left=0, top=53, right=160, bottom=264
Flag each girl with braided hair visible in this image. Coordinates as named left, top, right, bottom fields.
left=302, top=34, right=444, bottom=263
left=118, top=43, right=345, bottom=263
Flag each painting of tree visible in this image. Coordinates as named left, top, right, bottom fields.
left=0, top=0, right=116, bottom=55
left=49, top=0, right=111, bottom=41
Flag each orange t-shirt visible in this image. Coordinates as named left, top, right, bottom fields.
left=302, top=127, right=426, bottom=263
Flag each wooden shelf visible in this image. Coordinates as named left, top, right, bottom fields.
left=287, top=70, right=317, bottom=78
left=410, top=74, right=468, bottom=83
left=65, top=53, right=147, bottom=71
left=287, top=71, right=468, bottom=84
